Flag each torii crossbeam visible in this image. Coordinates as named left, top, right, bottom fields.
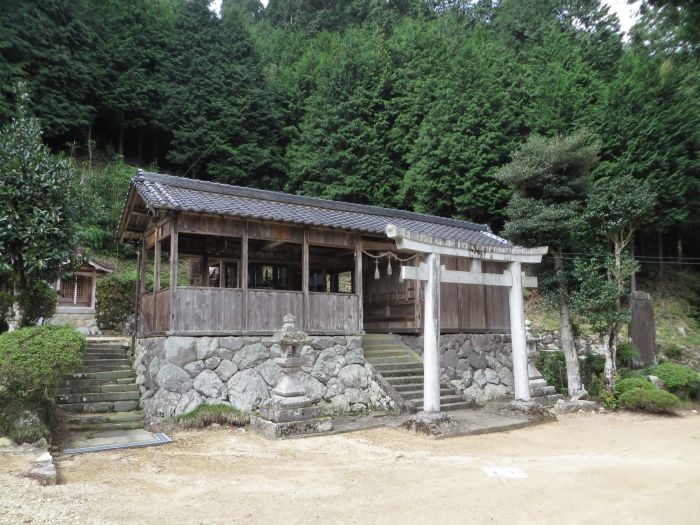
left=386, top=225, right=548, bottom=412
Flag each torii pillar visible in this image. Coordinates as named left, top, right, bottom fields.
left=386, top=225, right=548, bottom=412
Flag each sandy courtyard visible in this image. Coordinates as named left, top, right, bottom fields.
left=1, top=412, right=699, bottom=525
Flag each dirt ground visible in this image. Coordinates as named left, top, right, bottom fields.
left=1, top=411, right=699, bottom=525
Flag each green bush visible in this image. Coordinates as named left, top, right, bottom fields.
left=616, top=342, right=640, bottom=369
left=615, top=377, right=653, bottom=397
left=663, top=344, right=683, bottom=359
left=580, top=354, right=606, bottom=395
left=96, top=273, right=136, bottom=331
left=652, top=362, right=700, bottom=399
left=536, top=351, right=567, bottom=395
left=618, top=388, right=680, bottom=414
left=18, top=280, right=57, bottom=326
left=0, top=325, right=85, bottom=400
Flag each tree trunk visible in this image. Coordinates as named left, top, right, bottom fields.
left=677, top=237, right=683, bottom=262
left=118, top=124, right=124, bottom=156
left=552, top=249, right=583, bottom=395
left=602, top=326, right=616, bottom=389
left=8, top=276, right=21, bottom=332
left=657, top=230, right=664, bottom=280
left=86, top=122, right=93, bottom=172
left=630, top=237, right=636, bottom=294
left=137, top=128, right=144, bottom=164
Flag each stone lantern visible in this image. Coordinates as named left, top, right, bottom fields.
left=250, top=314, right=332, bottom=439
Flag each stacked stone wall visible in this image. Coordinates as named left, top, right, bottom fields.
left=134, top=335, right=395, bottom=420
left=399, top=333, right=514, bottom=403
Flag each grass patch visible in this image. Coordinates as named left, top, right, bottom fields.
left=175, top=404, right=249, bottom=428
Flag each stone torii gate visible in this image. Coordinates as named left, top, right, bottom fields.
left=386, top=225, right=548, bottom=412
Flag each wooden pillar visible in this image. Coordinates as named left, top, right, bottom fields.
left=241, top=221, right=248, bottom=330
left=423, top=252, right=441, bottom=413
left=201, top=253, right=209, bottom=287
left=169, top=215, right=179, bottom=332
left=90, top=272, right=97, bottom=309
left=153, top=239, right=161, bottom=293
left=139, top=241, right=148, bottom=295
left=355, top=238, right=363, bottom=333
left=509, top=261, right=531, bottom=401
left=302, top=229, right=309, bottom=330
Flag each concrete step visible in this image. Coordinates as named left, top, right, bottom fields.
left=57, top=383, right=138, bottom=395
left=364, top=348, right=409, bottom=357
left=57, top=391, right=140, bottom=404
left=405, top=394, right=464, bottom=404
left=78, top=365, right=132, bottom=373
left=59, top=400, right=139, bottom=413
left=85, top=345, right=127, bottom=351
left=71, top=370, right=134, bottom=380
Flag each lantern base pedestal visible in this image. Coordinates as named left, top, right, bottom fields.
left=250, top=395, right=332, bottom=440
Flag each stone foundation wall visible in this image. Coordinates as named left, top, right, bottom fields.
left=48, top=311, right=100, bottom=335
left=533, top=330, right=604, bottom=356
left=134, top=335, right=395, bottom=420
left=399, top=333, right=514, bottom=403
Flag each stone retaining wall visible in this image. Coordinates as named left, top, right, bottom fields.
left=134, top=335, right=395, bottom=420
left=399, top=333, right=514, bottom=403
left=533, top=330, right=605, bottom=356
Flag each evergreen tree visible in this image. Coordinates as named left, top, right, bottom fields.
left=0, top=0, right=99, bottom=143
left=161, top=0, right=285, bottom=187
left=0, top=87, right=83, bottom=330
left=496, top=130, right=599, bottom=397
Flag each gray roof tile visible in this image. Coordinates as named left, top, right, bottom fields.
left=130, top=171, right=511, bottom=247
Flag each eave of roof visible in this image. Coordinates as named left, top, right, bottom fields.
left=117, top=171, right=511, bottom=248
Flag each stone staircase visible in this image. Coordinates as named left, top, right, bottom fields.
left=57, top=338, right=145, bottom=432
left=363, top=334, right=472, bottom=413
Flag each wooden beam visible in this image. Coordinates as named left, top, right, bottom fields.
left=139, top=240, right=148, bottom=295
left=400, top=263, right=538, bottom=288
left=262, top=240, right=286, bottom=251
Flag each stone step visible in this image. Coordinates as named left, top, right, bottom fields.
left=397, top=387, right=456, bottom=397
left=82, top=359, right=130, bottom=367
left=414, top=400, right=473, bottom=412
left=58, top=400, right=139, bottom=413
left=65, top=411, right=144, bottom=425
left=372, top=363, right=423, bottom=373
left=63, top=377, right=135, bottom=388
left=383, top=374, right=424, bottom=385
left=78, top=365, right=132, bottom=373
left=85, top=344, right=127, bottom=350
left=57, top=383, right=138, bottom=395
left=83, top=351, right=128, bottom=359
left=56, top=391, right=140, bottom=404
left=405, top=394, right=464, bottom=404
left=531, top=386, right=557, bottom=396
left=71, top=370, right=134, bottom=380
left=65, top=411, right=144, bottom=431
left=363, top=348, right=408, bottom=355
left=365, top=356, right=419, bottom=366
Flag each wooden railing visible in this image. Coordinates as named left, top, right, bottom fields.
left=139, top=289, right=171, bottom=336
left=139, top=287, right=361, bottom=336
left=247, top=289, right=304, bottom=331
left=171, top=287, right=244, bottom=333
left=308, top=293, right=360, bottom=332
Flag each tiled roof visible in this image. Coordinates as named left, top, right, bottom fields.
left=128, top=171, right=511, bottom=247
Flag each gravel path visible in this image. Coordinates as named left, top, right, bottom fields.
left=1, top=411, right=699, bottom=524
